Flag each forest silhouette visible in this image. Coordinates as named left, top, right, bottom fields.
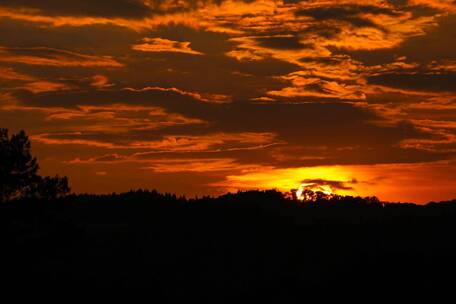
left=1, top=129, right=456, bottom=297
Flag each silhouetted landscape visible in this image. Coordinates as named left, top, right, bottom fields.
left=3, top=191, right=456, bottom=297
left=1, top=129, right=456, bottom=298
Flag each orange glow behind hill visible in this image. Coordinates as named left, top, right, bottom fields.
left=211, top=162, right=456, bottom=204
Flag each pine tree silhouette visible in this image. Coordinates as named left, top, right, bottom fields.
left=0, top=128, right=70, bottom=201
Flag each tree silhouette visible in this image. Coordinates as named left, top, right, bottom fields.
left=34, top=175, right=71, bottom=200
left=0, top=128, right=70, bottom=202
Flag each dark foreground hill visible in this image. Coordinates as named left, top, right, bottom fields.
left=1, top=189, right=456, bottom=299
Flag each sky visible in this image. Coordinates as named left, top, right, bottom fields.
left=1, top=0, right=456, bottom=203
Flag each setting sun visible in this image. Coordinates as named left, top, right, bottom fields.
left=295, top=183, right=334, bottom=201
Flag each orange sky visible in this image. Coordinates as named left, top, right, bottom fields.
left=1, top=0, right=456, bottom=203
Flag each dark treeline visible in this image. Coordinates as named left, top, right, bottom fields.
left=1, top=189, right=456, bottom=298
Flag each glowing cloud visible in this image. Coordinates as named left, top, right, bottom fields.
left=0, top=47, right=123, bottom=67
left=132, top=37, right=203, bottom=55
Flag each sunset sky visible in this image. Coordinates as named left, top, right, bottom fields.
left=1, top=0, right=456, bottom=203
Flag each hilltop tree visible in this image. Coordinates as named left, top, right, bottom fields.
left=0, top=128, right=70, bottom=202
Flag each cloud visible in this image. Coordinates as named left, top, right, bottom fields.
left=408, top=0, right=456, bottom=12
left=267, top=71, right=366, bottom=100
left=70, top=153, right=127, bottom=163
left=141, top=158, right=242, bottom=173
left=3, top=103, right=205, bottom=133
left=255, top=35, right=311, bottom=50
left=132, top=37, right=203, bottom=55
left=0, top=0, right=153, bottom=18
left=90, top=75, right=114, bottom=89
left=226, top=35, right=330, bottom=64
left=0, top=46, right=123, bottom=67
left=6, top=84, right=444, bottom=165
left=31, top=130, right=277, bottom=153
left=18, top=81, right=72, bottom=93
left=299, top=178, right=358, bottom=191
left=31, top=132, right=119, bottom=149
left=0, top=66, right=72, bottom=93
left=368, top=73, right=456, bottom=93
left=399, top=130, right=456, bottom=152
left=68, top=155, right=262, bottom=173
left=295, top=4, right=399, bottom=29
left=0, top=67, right=34, bottom=81
left=123, top=86, right=231, bottom=103
left=129, top=132, right=277, bottom=152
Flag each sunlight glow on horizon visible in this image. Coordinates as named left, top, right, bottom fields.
left=213, top=161, right=456, bottom=204
left=296, top=183, right=334, bottom=201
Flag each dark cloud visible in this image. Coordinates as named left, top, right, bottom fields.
left=300, top=25, right=342, bottom=39
left=295, top=5, right=398, bottom=29
left=255, top=36, right=312, bottom=50
left=88, top=154, right=128, bottom=162
left=368, top=73, right=456, bottom=92
left=0, top=19, right=140, bottom=55
left=398, top=14, right=456, bottom=62
left=296, top=5, right=397, bottom=19
left=340, top=14, right=456, bottom=66
left=0, top=0, right=255, bottom=19
left=0, top=46, right=123, bottom=67
left=146, top=24, right=233, bottom=55
left=10, top=82, right=444, bottom=167
left=300, top=178, right=357, bottom=191
left=0, top=0, right=152, bottom=18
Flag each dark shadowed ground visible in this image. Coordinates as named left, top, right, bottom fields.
left=1, top=190, right=455, bottom=299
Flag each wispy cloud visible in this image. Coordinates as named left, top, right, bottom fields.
left=132, top=37, right=203, bottom=55
left=0, top=46, right=123, bottom=67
